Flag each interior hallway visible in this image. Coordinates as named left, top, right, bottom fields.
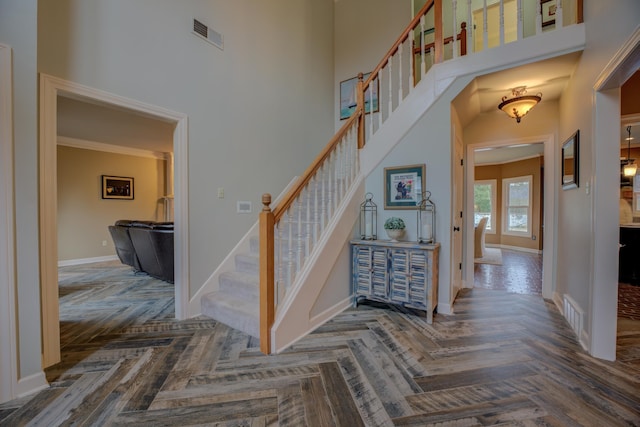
left=0, top=260, right=639, bottom=425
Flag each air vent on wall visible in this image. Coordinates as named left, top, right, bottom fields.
left=193, top=18, right=223, bottom=50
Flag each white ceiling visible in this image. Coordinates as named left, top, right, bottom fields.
left=57, top=95, right=175, bottom=153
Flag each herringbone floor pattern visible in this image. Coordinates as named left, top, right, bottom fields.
left=1, top=261, right=639, bottom=426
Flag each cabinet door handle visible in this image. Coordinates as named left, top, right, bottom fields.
left=453, top=226, right=460, bottom=232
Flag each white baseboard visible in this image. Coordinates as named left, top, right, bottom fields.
left=487, top=244, right=542, bottom=255
left=437, top=302, right=453, bottom=315
left=16, top=371, right=49, bottom=398
left=58, top=255, right=118, bottom=267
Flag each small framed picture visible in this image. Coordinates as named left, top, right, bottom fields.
left=384, top=164, right=425, bottom=209
left=339, top=72, right=380, bottom=120
left=102, top=175, right=134, bottom=200
left=541, top=0, right=557, bottom=27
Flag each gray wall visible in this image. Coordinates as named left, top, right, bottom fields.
left=0, top=0, right=42, bottom=381
left=38, top=0, right=336, bottom=296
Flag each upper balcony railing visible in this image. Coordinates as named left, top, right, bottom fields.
left=260, top=0, right=583, bottom=354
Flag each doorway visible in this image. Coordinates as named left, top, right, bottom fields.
left=39, top=74, right=189, bottom=367
left=472, top=143, right=544, bottom=295
left=465, top=135, right=556, bottom=300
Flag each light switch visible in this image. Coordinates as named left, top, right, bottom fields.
left=217, top=187, right=224, bottom=198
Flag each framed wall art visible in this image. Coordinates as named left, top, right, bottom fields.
left=339, top=72, right=379, bottom=120
left=384, top=164, right=425, bottom=209
left=102, top=175, right=134, bottom=200
left=561, top=130, right=579, bottom=190
left=541, top=0, right=557, bottom=27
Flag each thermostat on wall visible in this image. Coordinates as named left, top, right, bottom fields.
left=237, top=201, right=252, bottom=214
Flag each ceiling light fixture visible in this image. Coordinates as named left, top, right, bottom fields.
left=623, top=125, right=637, bottom=177
left=498, top=86, right=542, bottom=123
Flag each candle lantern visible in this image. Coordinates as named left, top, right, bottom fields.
left=359, top=192, right=377, bottom=240
left=417, top=191, right=435, bottom=244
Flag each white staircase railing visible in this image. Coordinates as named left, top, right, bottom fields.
left=259, top=0, right=583, bottom=354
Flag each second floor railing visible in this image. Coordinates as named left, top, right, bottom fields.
left=260, top=0, right=583, bottom=354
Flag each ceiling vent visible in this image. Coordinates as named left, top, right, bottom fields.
left=193, top=18, right=223, bottom=50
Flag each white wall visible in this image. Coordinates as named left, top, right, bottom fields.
left=0, top=0, right=46, bottom=393
left=365, top=77, right=473, bottom=313
left=557, top=0, right=640, bottom=357
left=334, top=0, right=411, bottom=130
left=38, top=0, right=336, bottom=297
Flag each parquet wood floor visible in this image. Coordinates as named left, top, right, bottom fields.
left=1, top=261, right=640, bottom=426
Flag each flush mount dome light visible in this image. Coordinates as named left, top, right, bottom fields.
left=498, top=86, right=542, bottom=123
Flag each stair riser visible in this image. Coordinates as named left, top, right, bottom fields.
left=219, top=273, right=259, bottom=301
left=201, top=295, right=259, bottom=338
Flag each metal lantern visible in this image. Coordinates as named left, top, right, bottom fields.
left=417, top=191, right=435, bottom=244
left=360, top=192, right=377, bottom=240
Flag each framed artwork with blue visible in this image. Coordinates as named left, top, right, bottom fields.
left=384, top=164, right=425, bottom=209
left=339, top=72, right=380, bottom=120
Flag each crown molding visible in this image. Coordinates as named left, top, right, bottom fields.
left=57, top=136, right=168, bottom=160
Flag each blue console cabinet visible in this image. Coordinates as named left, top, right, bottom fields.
left=351, top=240, right=439, bottom=323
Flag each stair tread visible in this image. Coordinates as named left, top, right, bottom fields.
left=201, top=291, right=259, bottom=337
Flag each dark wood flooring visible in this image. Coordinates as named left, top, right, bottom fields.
left=1, top=260, right=640, bottom=426
left=474, top=249, right=542, bottom=295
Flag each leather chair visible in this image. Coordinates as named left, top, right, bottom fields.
left=108, top=220, right=141, bottom=271
left=128, top=221, right=175, bottom=283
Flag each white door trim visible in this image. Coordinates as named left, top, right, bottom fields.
left=39, top=74, right=189, bottom=367
left=464, top=134, right=556, bottom=299
left=0, top=43, right=19, bottom=403
left=590, top=26, right=640, bottom=361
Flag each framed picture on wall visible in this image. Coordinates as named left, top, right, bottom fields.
left=102, top=175, right=134, bottom=200
left=561, top=130, right=579, bottom=190
left=384, top=164, right=425, bottom=209
left=339, top=72, right=379, bottom=120
left=541, top=0, right=557, bottom=27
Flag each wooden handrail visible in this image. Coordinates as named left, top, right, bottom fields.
left=272, top=108, right=362, bottom=222
left=362, top=0, right=436, bottom=92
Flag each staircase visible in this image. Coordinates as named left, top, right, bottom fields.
left=196, top=0, right=585, bottom=353
left=200, top=176, right=349, bottom=339
left=200, top=237, right=260, bottom=338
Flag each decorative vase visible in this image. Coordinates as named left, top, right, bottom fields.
left=386, top=228, right=405, bottom=242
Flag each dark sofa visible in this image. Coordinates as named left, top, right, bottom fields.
left=108, top=220, right=174, bottom=283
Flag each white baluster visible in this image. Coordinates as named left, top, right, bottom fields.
left=287, top=210, right=294, bottom=291
left=368, top=81, right=374, bottom=137
left=420, top=15, right=426, bottom=78
left=297, top=195, right=303, bottom=275
left=398, top=43, right=403, bottom=102
left=536, top=0, right=542, bottom=34
left=313, top=175, right=319, bottom=245
left=499, top=0, right=505, bottom=46
left=467, top=0, right=472, bottom=53
left=452, top=0, right=459, bottom=58
left=377, top=75, right=382, bottom=129
left=321, top=162, right=327, bottom=232
left=517, top=0, right=523, bottom=41
left=327, top=154, right=333, bottom=219
left=331, top=150, right=340, bottom=213
left=388, top=58, right=393, bottom=114
left=409, top=32, right=414, bottom=90
left=305, top=186, right=311, bottom=260
left=483, top=0, right=488, bottom=51
left=555, top=0, right=563, bottom=29
left=339, top=139, right=345, bottom=202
